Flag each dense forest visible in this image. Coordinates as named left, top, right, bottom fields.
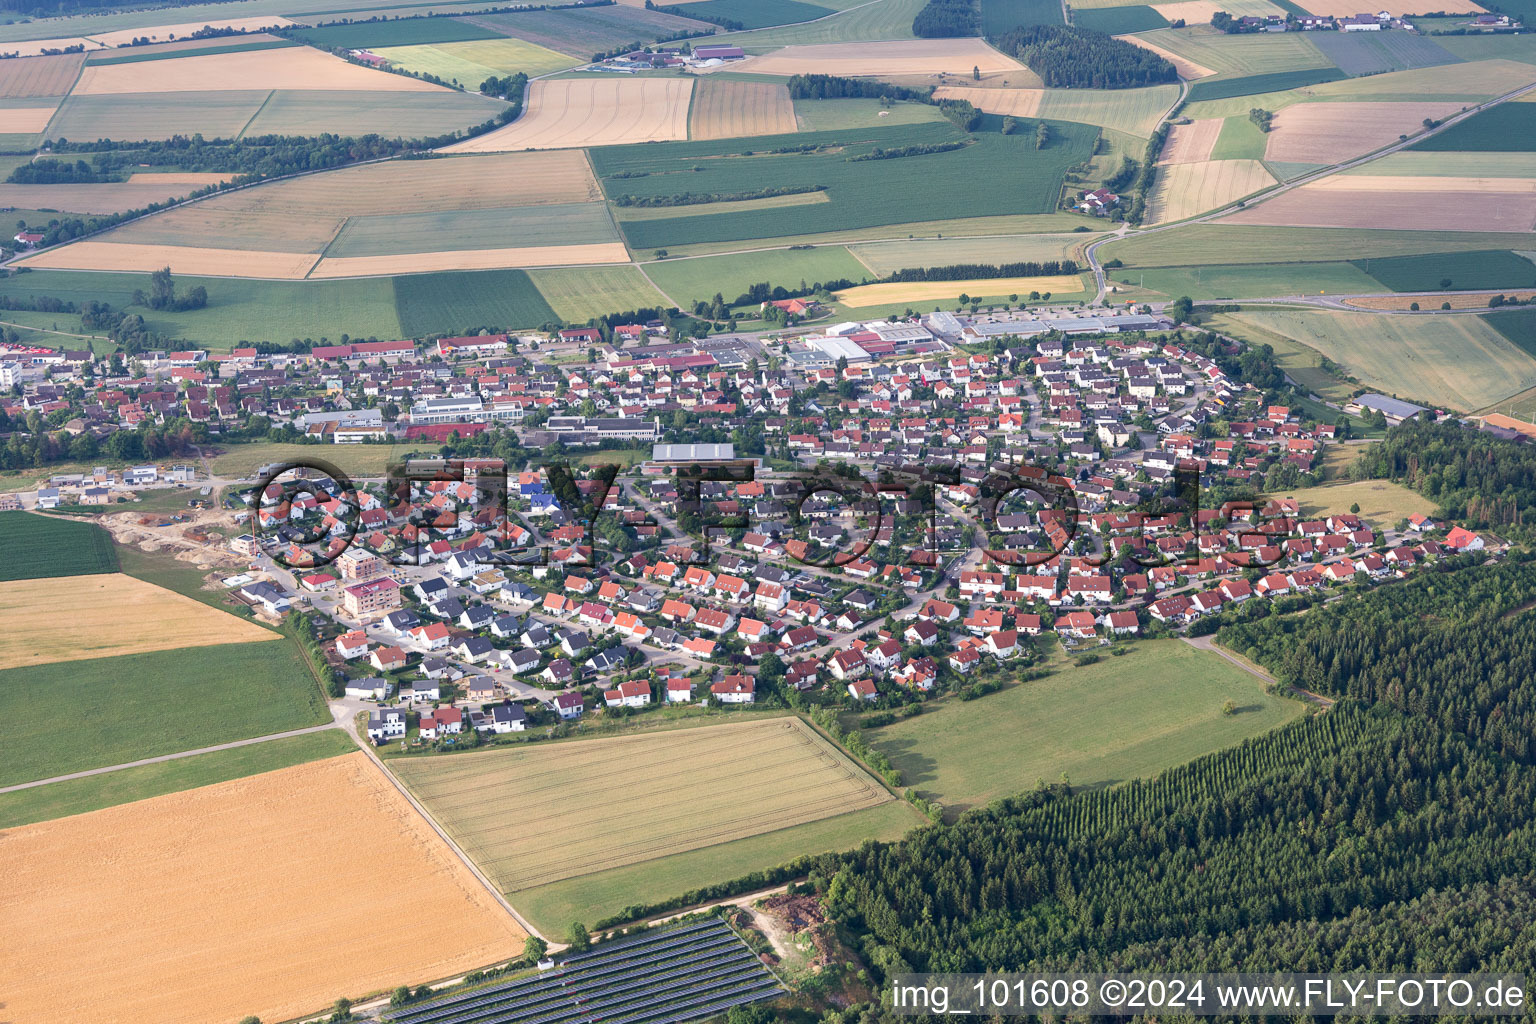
left=778, top=556, right=1536, bottom=1021
left=912, top=0, right=981, bottom=37
left=1349, top=417, right=1536, bottom=533
left=995, top=24, right=1177, bottom=88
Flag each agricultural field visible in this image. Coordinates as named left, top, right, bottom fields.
left=1412, top=100, right=1536, bottom=151
left=442, top=77, right=693, bottom=151
left=324, top=202, right=620, bottom=256
left=688, top=78, right=797, bottom=140
left=514, top=800, right=923, bottom=935
left=0, top=753, right=528, bottom=1024
left=848, top=232, right=1096, bottom=275
left=21, top=241, right=323, bottom=278
left=0, top=729, right=356, bottom=829
left=47, top=90, right=272, bottom=141
left=595, top=119, right=1100, bottom=251
left=1264, top=100, right=1464, bottom=163
left=1267, top=478, right=1441, bottom=527
left=1117, top=33, right=1217, bottom=79
left=0, top=572, right=278, bottom=671
left=859, top=640, right=1302, bottom=818
left=642, top=246, right=873, bottom=306
left=393, top=267, right=558, bottom=335
left=1343, top=151, right=1536, bottom=177
left=1215, top=307, right=1536, bottom=410
left=1347, top=290, right=1536, bottom=310
left=208, top=441, right=410, bottom=479
left=980, top=0, right=1064, bottom=33
left=462, top=4, right=710, bottom=56
left=1184, top=58, right=1536, bottom=117
left=1203, top=311, right=1360, bottom=401
left=1036, top=83, right=1180, bottom=137
left=72, top=45, right=449, bottom=94
left=741, top=37, right=1026, bottom=79
left=529, top=264, right=668, bottom=320
left=711, top=0, right=927, bottom=47
left=1159, top=117, right=1223, bottom=163
left=0, top=51, right=84, bottom=96
left=1223, top=183, right=1536, bottom=233
left=1099, top=224, right=1536, bottom=267
left=1307, top=30, right=1462, bottom=76
left=1209, top=113, right=1269, bottom=159
left=372, top=37, right=581, bottom=85
left=1484, top=307, right=1536, bottom=360
left=1074, top=4, right=1169, bottom=33
left=1145, top=159, right=1275, bottom=223
left=1352, top=250, right=1536, bottom=292
left=0, top=637, right=330, bottom=787
left=390, top=716, right=893, bottom=893
left=836, top=274, right=1085, bottom=306
left=1184, top=66, right=1345, bottom=102
left=792, top=96, right=950, bottom=130
left=284, top=15, right=506, bottom=48
left=1105, top=260, right=1382, bottom=302
left=81, top=35, right=297, bottom=64
left=239, top=87, right=508, bottom=137
left=667, top=0, right=836, bottom=29
left=0, top=181, right=218, bottom=213
left=1130, top=27, right=1334, bottom=79
left=0, top=512, right=118, bottom=581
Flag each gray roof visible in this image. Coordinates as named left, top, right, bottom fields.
left=1354, top=393, right=1426, bottom=419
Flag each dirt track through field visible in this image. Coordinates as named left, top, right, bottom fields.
left=1159, top=118, right=1223, bottom=164
left=441, top=78, right=693, bottom=151
left=689, top=79, right=797, bottom=140
left=933, top=85, right=1043, bottom=117
left=18, top=241, right=321, bottom=277
left=74, top=45, right=444, bottom=93
left=1263, top=100, right=1465, bottom=163
left=391, top=716, right=892, bottom=893
left=0, top=572, right=278, bottom=670
left=0, top=752, right=527, bottom=1024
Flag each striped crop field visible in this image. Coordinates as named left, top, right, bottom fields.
left=390, top=716, right=892, bottom=893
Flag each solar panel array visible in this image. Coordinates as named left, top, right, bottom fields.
left=380, top=920, right=781, bottom=1024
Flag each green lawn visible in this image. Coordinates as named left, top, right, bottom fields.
left=510, top=800, right=924, bottom=934
left=0, top=512, right=119, bottom=581
left=859, top=640, right=1303, bottom=817
left=0, top=730, right=355, bottom=828
left=642, top=246, right=873, bottom=307
left=206, top=441, right=411, bottom=480
left=1210, top=114, right=1269, bottom=161
left=0, top=640, right=331, bottom=787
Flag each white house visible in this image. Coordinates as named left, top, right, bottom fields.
left=366, top=709, right=407, bottom=744
left=344, top=676, right=392, bottom=701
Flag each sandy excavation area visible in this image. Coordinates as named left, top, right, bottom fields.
left=1263, top=100, right=1466, bottom=163
left=1159, top=118, right=1223, bottom=164
left=1221, top=186, right=1536, bottom=231
left=0, top=753, right=528, bottom=1024
left=442, top=77, right=693, bottom=151
left=746, top=38, right=1026, bottom=78
left=1114, top=33, right=1215, bottom=78
left=74, top=44, right=446, bottom=93
left=0, top=573, right=278, bottom=670
left=309, top=242, right=631, bottom=277
left=933, top=84, right=1043, bottom=117
left=19, top=241, right=321, bottom=277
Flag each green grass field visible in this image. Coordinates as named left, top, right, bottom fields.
left=1107, top=261, right=1382, bottom=301
left=1210, top=113, right=1269, bottom=160
left=393, top=267, right=557, bottom=334
left=0, top=512, right=119, bottom=581
left=1352, top=250, right=1536, bottom=292
left=84, top=38, right=299, bottom=64
left=372, top=36, right=580, bottom=85
left=0, top=730, right=355, bottom=829
left=848, top=232, right=1095, bottom=275
left=1267, top=477, right=1439, bottom=528
left=1099, top=225, right=1536, bottom=267
left=669, top=0, right=835, bottom=29
left=1410, top=101, right=1536, bottom=151
left=1218, top=307, right=1536, bottom=410
left=1434, top=33, right=1536, bottom=65
left=207, top=441, right=410, bottom=480
left=511, top=800, right=923, bottom=934
left=1204, top=311, right=1359, bottom=402
left=325, top=203, right=618, bottom=257
left=47, top=91, right=270, bottom=142
left=858, top=640, right=1302, bottom=817
left=1136, top=28, right=1334, bottom=78
left=239, top=88, right=508, bottom=138
left=712, top=0, right=925, bottom=46
left=462, top=5, right=711, bottom=57
left=596, top=118, right=1100, bottom=251
left=285, top=16, right=505, bottom=48
left=1073, top=4, right=1167, bottom=33
left=1037, top=84, right=1180, bottom=138
left=1482, top=307, right=1536, bottom=361
left=1341, top=151, right=1536, bottom=177
left=529, top=265, right=668, bottom=321
left=981, top=0, right=1064, bottom=33
left=0, top=639, right=330, bottom=787
left=642, top=246, right=872, bottom=307
left=792, top=97, right=949, bottom=132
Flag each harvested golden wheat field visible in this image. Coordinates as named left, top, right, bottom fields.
left=0, top=573, right=278, bottom=670
left=107, top=206, right=345, bottom=252
left=309, top=242, right=630, bottom=277
left=442, top=78, right=693, bottom=151
left=0, top=753, right=527, bottom=1024
left=1159, top=118, right=1223, bottom=164
left=837, top=275, right=1085, bottom=306
left=83, top=16, right=294, bottom=46
left=391, top=716, right=893, bottom=893
left=19, top=241, right=322, bottom=277
left=0, top=104, right=56, bottom=132
left=0, top=52, right=84, bottom=97
left=1347, top=290, right=1536, bottom=310
left=0, top=181, right=214, bottom=214
left=125, top=171, right=232, bottom=185
left=0, top=37, right=102, bottom=56
left=1147, top=159, right=1275, bottom=224
left=1308, top=174, right=1536, bottom=194
left=1222, top=187, right=1536, bottom=232
left=933, top=84, right=1043, bottom=117
left=1114, top=33, right=1215, bottom=78
left=688, top=79, right=797, bottom=140
left=1263, top=101, right=1465, bottom=164
left=745, top=38, right=1026, bottom=79
left=73, top=45, right=444, bottom=94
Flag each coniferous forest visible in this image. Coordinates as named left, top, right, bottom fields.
left=792, top=556, right=1536, bottom=1023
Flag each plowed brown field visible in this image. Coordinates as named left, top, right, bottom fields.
left=0, top=753, right=527, bottom=1024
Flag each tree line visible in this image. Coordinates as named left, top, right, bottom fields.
left=883, top=260, right=1079, bottom=281
left=995, top=24, right=1177, bottom=88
